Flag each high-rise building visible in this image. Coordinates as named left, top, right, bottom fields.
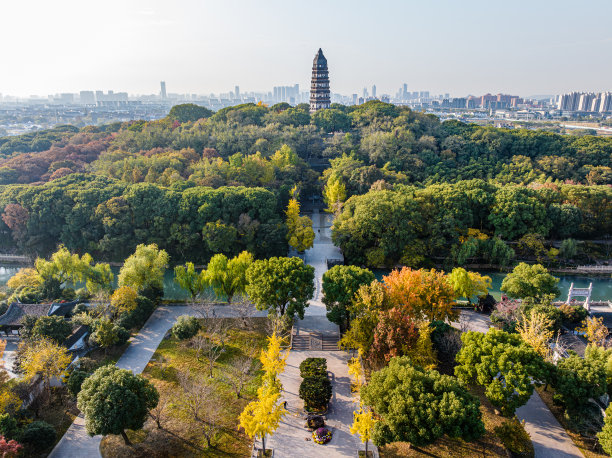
left=79, top=91, right=96, bottom=105
left=372, top=85, right=376, bottom=98
left=309, top=48, right=330, bottom=113
left=363, top=88, right=368, bottom=99
left=235, top=86, right=240, bottom=99
left=160, top=81, right=167, bottom=99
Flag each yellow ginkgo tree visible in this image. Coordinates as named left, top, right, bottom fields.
left=239, top=332, right=288, bottom=455
left=350, top=404, right=377, bottom=456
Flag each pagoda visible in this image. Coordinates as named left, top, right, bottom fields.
left=310, top=48, right=330, bottom=113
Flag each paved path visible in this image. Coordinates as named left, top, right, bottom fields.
left=517, top=391, right=583, bottom=458
left=264, top=211, right=371, bottom=457
left=459, top=311, right=583, bottom=458
left=266, top=345, right=360, bottom=457
left=50, top=304, right=266, bottom=458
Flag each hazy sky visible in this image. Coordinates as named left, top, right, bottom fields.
left=2, top=0, right=611, bottom=98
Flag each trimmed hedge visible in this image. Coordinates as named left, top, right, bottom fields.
left=299, top=375, right=332, bottom=412
left=299, top=357, right=327, bottom=378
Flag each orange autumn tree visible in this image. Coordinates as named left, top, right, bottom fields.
left=383, top=267, right=458, bottom=323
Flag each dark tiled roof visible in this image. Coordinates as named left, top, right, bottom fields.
left=0, top=303, right=51, bottom=327
left=64, top=324, right=89, bottom=350
left=49, top=301, right=79, bottom=317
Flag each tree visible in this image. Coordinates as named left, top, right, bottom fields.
left=176, top=371, right=220, bottom=447
left=225, top=356, right=256, bottom=399
left=2, top=203, right=28, bottom=244
left=90, top=318, right=120, bottom=353
left=118, top=243, right=169, bottom=294
left=383, top=267, right=458, bottom=323
left=323, top=174, right=347, bottom=215
left=239, top=383, right=286, bottom=455
left=77, top=366, right=159, bottom=445
left=203, top=251, right=253, bottom=303
left=6, top=268, right=41, bottom=290
left=350, top=405, right=377, bottom=456
left=20, top=421, right=55, bottom=452
left=239, top=332, right=288, bottom=455
left=285, top=196, right=314, bottom=252
left=171, top=315, right=200, bottom=340
left=21, top=338, right=72, bottom=398
left=448, top=268, right=492, bottom=306
left=245, top=257, right=314, bottom=319
left=299, top=375, right=332, bottom=411
left=110, top=286, right=138, bottom=317
left=501, top=263, right=560, bottom=300
left=455, top=329, right=548, bottom=416
left=30, top=315, right=72, bottom=344
left=598, top=404, right=612, bottom=455
left=167, top=103, right=213, bottom=123
left=366, top=307, right=419, bottom=369
left=0, top=435, right=21, bottom=457
left=517, top=311, right=554, bottom=360
left=361, top=356, right=484, bottom=447
left=173, top=262, right=204, bottom=299
left=555, top=354, right=607, bottom=420
left=322, top=265, right=375, bottom=329
left=578, top=316, right=609, bottom=347
left=339, top=280, right=388, bottom=357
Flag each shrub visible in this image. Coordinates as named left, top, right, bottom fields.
left=20, top=421, right=56, bottom=452
left=172, top=315, right=200, bottom=340
left=494, top=418, right=534, bottom=457
left=520, top=303, right=562, bottom=334
left=559, top=304, right=588, bottom=325
left=299, top=358, right=327, bottom=378
left=117, top=296, right=155, bottom=330
left=66, top=369, right=90, bottom=398
left=75, top=287, right=91, bottom=301
left=598, top=404, right=612, bottom=455
left=299, top=375, right=332, bottom=412
left=0, top=413, right=19, bottom=440
left=114, top=325, right=131, bottom=346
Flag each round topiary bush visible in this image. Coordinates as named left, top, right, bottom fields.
left=66, top=369, right=90, bottom=398
left=171, top=315, right=200, bottom=340
left=299, top=358, right=327, bottom=378
left=299, top=375, right=332, bottom=412
left=20, top=420, right=56, bottom=452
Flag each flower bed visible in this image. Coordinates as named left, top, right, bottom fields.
left=312, top=427, right=332, bottom=445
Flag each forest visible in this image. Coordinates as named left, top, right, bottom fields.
left=0, top=101, right=610, bottom=264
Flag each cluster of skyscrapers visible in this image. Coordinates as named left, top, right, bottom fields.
left=557, top=92, right=612, bottom=113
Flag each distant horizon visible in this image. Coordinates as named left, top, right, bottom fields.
left=1, top=0, right=611, bottom=98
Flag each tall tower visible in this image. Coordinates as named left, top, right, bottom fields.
left=310, top=48, right=330, bottom=113
left=160, top=81, right=167, bottom=100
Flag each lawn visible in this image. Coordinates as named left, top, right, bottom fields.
left=378, top=385, right=533, bottom=458
left=536, top=386, right=607, bottom=458
left=99, top=317, right=270, bottom=457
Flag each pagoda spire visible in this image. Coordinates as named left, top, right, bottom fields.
left=310, top=48, right=330, bottom=113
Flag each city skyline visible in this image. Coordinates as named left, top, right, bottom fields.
left=2, top=0, right=612, bottom=98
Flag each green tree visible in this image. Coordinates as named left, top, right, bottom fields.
left=30, top=315, right=72, bottom=344
left=203, top=251, right=253, bottom=303
left=555, top=354, right=606, bottom=420
left=455, top=329, right=548, bottom=416
left=323, top=175, right=347, bottom=215
left=174, top=262, right=204, bottom=299
left=362, top=356, right=484, bottom=447
left=90, top=318, right=119, bottom=353
left=245, top=257, right=314, bottom=319
left=118, top=243, right=169, bottom=294
left=448, top=267, right=492, bottom=305
left=171, top=315, right=200, bottom=340
left=77, top=366, right=159, bottom=445
left=598, top=404, right=612, bottom=455
left=322, top=265, right=375, bottom=329
left=167, top=103, right=213, bottom=123
left=501, top=263, right=560, bottom=300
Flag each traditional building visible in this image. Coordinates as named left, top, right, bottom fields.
left=310, top=48, right=330, bottom=113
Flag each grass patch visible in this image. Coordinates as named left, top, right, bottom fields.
left=536, top=386, right=607, bottom=458
left=100, top=317, right=269, bottom=457
left=379, top=385, right=532, bottom=457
